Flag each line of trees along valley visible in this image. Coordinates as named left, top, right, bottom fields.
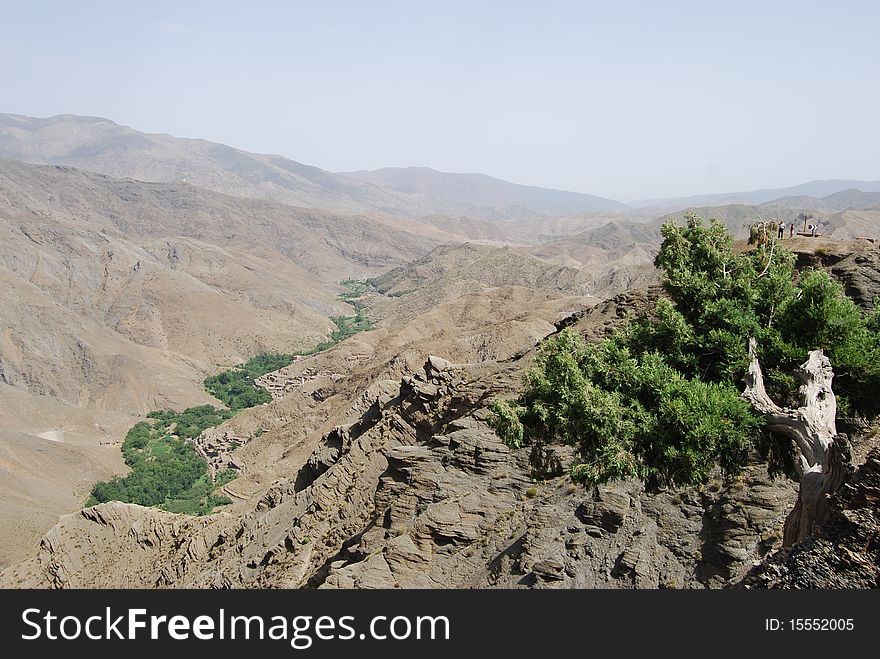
left=90, top=281, right=377, bottom=515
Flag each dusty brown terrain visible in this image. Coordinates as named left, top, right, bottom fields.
left=0, top=286, right=811, bottom=588
left=0, top=159, right=662, bottom=567
left=2, top=114, right=878, bottom=585
left=0, top=161, right=453, bottom=565
left=4, top=240, right=879, bottom=588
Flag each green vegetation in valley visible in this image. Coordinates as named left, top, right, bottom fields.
left=204, top=352, right=297, bottom=410
left=88, top=405, right=236, bottom=515
left=492, top=214, right=880, bottom=487
left=338, top=278, right=375, bottom=299
left=90, top=280, right=378, bottom=515
left=296, top=280, right=375, bottom=355
left=205, top=282, right=377, bottom=408
left=145, top=406, right=234, bottom=438
left=308, top=303, right=374, bottom=351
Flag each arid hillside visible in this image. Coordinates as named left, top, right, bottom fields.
left=0, top=160, right=462, bottom=565
left=2, top=117, right=877, bottom=580
left=364, top=243, right=598, bottom=319
left=5, top=239, right=879, bottom=589
left=0, top=161, right=461, bottom=407
left=0, top=158, right=664, bottom=567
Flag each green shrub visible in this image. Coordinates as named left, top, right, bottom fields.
left=204, top=369, right=273, bottom=410
left=295, top=288, right=375, bottom=357
left=296, top=304, right=374, bottom=356
left=493, top=214, right=880, bottom=487
left=214, top=469, right=238, bottom=487
left=489, top=399, right=525, bottom=448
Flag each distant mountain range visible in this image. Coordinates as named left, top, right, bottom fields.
left=0, top=114, right=624, bottom=220
left=0, top=113, right=419, bottom=217
left=635, top=179, right=880, bottom=210
left=3, top=113, right=878, bottom=222
left=337, top=166, right=626, bottom=215
left=768, top=188, right=880, bottom=212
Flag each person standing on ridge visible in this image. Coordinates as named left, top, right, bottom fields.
left=778, top=221, right=785, bottom=239
left=790, top=223, right=794, bottom=238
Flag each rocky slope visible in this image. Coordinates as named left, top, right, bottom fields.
left=3, top=201, right=878, bottom=586
left=0, top=157, right=666, bottom=568
left=365, top=243, right=599, bottom=321
left=0, top=160, right=451, bottom=565
left=0, top=286, right=813, bottom=589
left=741, top=443, right=880, bottom=588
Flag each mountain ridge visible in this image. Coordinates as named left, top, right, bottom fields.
left=5, top=113, right=876, bottom=223
left=634, top=178, right=880, bottom=210
left=0, top=113, right=623, bottom=221
left=337, top=166, right=627, bottom=215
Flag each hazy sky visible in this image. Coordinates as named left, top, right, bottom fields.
left=2, top=1, right=878, bottom=201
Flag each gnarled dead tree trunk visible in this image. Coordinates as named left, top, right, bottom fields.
left=741, top=338, right=849, bottom=545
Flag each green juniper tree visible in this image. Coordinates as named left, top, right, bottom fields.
left=492, top=214, right=880, bottom=543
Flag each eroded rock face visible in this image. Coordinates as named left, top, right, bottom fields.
left=11, top=246, right=880, bottom=590
left=0, top=502, right=212, bottom=588
left=793, top=242, right=880, bottom=311
left=317, top=413, right=797, bottom=590
left=0, top=290, right=805, bottom=589
left=740, top=447, right=880, bottom=589
left=576, top=487, right=631, bottom=532
left=831, top=253, right=880, bottom=311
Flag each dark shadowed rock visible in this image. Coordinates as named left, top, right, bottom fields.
left=740, top=446, right=880, bottom=589
left=577, top=487, right=631, bottom=532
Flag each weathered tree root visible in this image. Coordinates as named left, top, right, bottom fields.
left=741, top=338, right=850, bottom=545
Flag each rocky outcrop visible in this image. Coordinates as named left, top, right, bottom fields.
left=740, top=446, right=880, bottom=588
left=318, top=423, right=796, bottom=590
left=0, top=502, right=210, bottom=588
left=831, top=252, right=880, bottom=311
left=555, top=285, right=664, bottom=337
left=793, top=241, right=880, bottom=310
left=0, top=290, right=804, bottom=589
left=6, top=263, right=880, bottom=589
